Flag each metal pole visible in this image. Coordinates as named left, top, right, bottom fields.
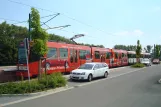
left=24, top=38, right=30, bottom=82
left=29, top=13, right=31, bottom=41
left=45, top=58, right=47, bottom=75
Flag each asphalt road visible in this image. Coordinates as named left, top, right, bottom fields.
left=2, top=65, right=161, bottom=107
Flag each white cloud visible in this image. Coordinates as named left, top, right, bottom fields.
left=114, top=29, right=144, bottom=37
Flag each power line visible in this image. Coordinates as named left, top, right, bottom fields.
left=5, top=0, right=116, bottom=36
left=0, top=17, right=103, bottom=40
left=41, top=13, right=59, bottom=19
left=0, top=13, right=60, bottom=25
left=6, top=0, right=54, bottom=13
left=0, top=17, right=27, bottom=23
left=41, top=13, right=60, bottom=26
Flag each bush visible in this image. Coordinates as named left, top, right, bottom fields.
left=131, top=63, right=145, bottom=68
left=0, top=72, right=67, bottom=94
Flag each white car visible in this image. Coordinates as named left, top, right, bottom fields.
left=141, top=59, right=151, bottom=66
left=70, top=62, right=109, bottom=82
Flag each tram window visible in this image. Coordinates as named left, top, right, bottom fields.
left=75, top=50, right=77, bottom=62
left=124, top=54, right=127, bottom=57
left=122, top=53, right=124, bottom=57
left=128, top=54, right=131, bottom=58
left=47, top=48, right=57, bottom=59
left=115, top=52, right=118, bottom=59
left=70, top=49, right=74, bottom=63
left=79, top=50, right=86, bottom=59
left=29, top=47, right=40, bottom=62
left=133, top=54, right=136, bottom=58
left=59, top=48, right=68, bottom=59
left=106, top=52, right=111, bottom=59
left=95, top=51, right=100, bottom=59
left=79, top=50, right=91, bottom=59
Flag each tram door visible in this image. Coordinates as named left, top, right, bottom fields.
left=101, top=52, right=106, bottom=62
left=70, top=49, right=78, bottom=70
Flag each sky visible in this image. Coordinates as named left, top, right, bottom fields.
left=0, top=0, right=161, bottom=48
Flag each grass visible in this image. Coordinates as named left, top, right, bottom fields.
left=131, top=63, right=145, bottom=68
left=0, top=72, right=67, bottom=95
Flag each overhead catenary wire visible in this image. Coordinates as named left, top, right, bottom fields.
left=0, top=13, right=61, bottom=25
left=41, top=13, right=60, bottom=26
left=5, top=0, right=117, bottom=37
left=0, top=17, right=27, bottom=23
left=0, top=17, right=101, bottom=40
left=3, top=0, right=112, bottom=41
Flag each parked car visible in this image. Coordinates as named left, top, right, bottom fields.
left=152, top=59, right=160, bottom=64
left=70, top=62, right=109, bottom=82
left=141, top=59, right=151, bottom=66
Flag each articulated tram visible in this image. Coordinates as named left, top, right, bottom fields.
left=17, top=41, right=150, bottom=77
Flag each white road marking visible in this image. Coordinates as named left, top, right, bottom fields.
left=1, top=67, right=146, bottom=107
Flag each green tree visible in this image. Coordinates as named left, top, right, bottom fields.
left=0, top=22, right=28, bottom=65
left=30, top=8, right=49, bottom=79
left=144, top=45, right=152, bottom=53
left=114, top=45, right=136, bottom=51
left=30, top=8, right=49, bottom=57
left=155, top=45, right=160, bottom=58
left=136, top=40, right=142, bottom=62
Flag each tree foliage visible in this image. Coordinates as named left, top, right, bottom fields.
left=0, top=22, right=28, bottom=65
left=30, top=8, right=49, bottom=57
left=155, top=45, right=160, bottom=58
left=114, top=45, right=136, bottom=51
left=144, top=45, right=152, bottom=53
left=136, top=40, right=142, bottom=60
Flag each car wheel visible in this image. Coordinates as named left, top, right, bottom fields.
left=88, top=74, right=92, bottom=82
left=104, top=71, right=108, bottom=78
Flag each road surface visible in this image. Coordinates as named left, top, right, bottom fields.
left=2, top=65, right=161, bottom=107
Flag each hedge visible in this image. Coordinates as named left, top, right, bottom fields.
left=131, top=63, right=145, bottom=68
left=0, top=72, right=67, bottom=94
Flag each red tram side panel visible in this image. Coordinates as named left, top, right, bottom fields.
left=42, top=42, right=92, bottom=74
left=91, top=47, right=113, bottom=68
left=120, top=50, right=128, bottom=66
left=111, top=49, right=128, bottom=67
left=111, top=49, right=121, bottom=67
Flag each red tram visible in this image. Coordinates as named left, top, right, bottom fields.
left=16, top=41, right=132, bottom=77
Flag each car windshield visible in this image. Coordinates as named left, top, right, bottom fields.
left=78, top=64, right=94, bottom=70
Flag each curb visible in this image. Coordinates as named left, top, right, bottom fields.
left=0, top=85, right=69, bottom=97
